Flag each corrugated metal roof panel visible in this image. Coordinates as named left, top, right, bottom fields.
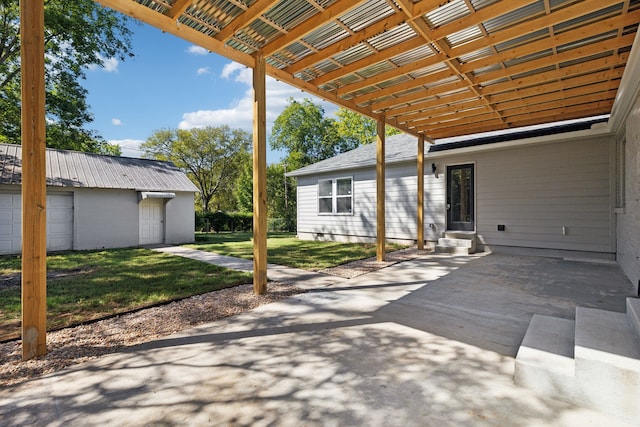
left=446, top=25, right=484, bottom=48
left=483, top=1, right=545, bottom=34
left=0, top=144, right=198, bottom=192
left=368, top=23, right=415, bottom=51
left=333, top=43, right=372, bottom=66
left=304, top=22, right=350, bottom=50
left=494, top=28, right=549, bottom=52
left=340, top=0, right=394, bottom=32
left=425, top=0, right=470, bottom=28
left=392, top=46, right=435, bottom=67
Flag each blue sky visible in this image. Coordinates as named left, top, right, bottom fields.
left=83, top=22, right=337, bottom=164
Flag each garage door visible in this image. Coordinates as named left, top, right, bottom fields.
left=139, top=198, right=164, bottom=245
left=0, top=193, right=22, bottom=254
left=0, top=192, right=74, bottom=254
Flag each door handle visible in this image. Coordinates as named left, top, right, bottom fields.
left=446, top=203, right=451, bottom=210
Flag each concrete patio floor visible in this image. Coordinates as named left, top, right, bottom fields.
left=0, top=252, right=635, bottom=426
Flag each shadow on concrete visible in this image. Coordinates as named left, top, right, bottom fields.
left=1, top=253, right=634, bottom=426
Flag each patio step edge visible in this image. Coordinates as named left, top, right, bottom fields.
left=515, top=314, right=576, bottom=396
left=627, top=297, right=640, bottom=342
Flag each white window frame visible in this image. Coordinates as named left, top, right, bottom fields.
left=317, top=176, right=353, bottom=215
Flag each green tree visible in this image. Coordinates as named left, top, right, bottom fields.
left=0, top=0, right=133, bottom=154
left=142, top=126, right=251, bottom=212
left=235, top=161, right=297, bottom=231
left=269, top=98, right=340, bottom=170
left=334, top=108, right=401, bottom=148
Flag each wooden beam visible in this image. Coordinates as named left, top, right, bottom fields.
left=460, top=11, right=640, bottom=73
left=266, top=65, right=420, bottom=137
left=166, top=0, right=192, bottom=19
left=253, top=54, right=267, bottom=295
left=376, top=116, right=385, bottom=262
left=312, top=37, right=424, bottom=86
left=215, top=0, right=278, bottom=42
left=285, top=12, right=407, bottom=75
left=261, top=0, right=367, bottom=57
left=20, top=0, right=47, bottom=361
left=95, top=0, right=255, bottom=68
left=449, top=0, right=622, bottom=61
left=417, top=135, right=424, bottom=251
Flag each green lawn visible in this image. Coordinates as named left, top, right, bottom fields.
left=0, top=248, right=252, bottom=341
left=189, top=232, right=404, bottom=270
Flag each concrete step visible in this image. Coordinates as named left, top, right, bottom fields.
left=572, top=306, right=640, bottom=420
left=436, top=232, right=476, bottom=254
left=515, top=300, right=640, bottom=422
left=438, top=238, right=473, bottom=248
left=514, top=315, right=576, bottom=397
left=434, top=245, right=469, bottom=255
left=627, top=298, right=640, bottom=341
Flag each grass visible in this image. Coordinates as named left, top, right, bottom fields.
left=189, top=232, right=405, bottom=270
left=0, top=248, right=252, bottom=341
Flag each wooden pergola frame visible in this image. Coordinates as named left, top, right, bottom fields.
left=19, top=0, right=638, bottom=359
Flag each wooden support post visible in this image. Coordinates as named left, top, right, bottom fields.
left=20, top=0, right=47, bottom=360
left=252, top=54, right=267, bottom=295
left=417, top=135, right=425, bottom=250
left=376, top=117, right=385, bottom=262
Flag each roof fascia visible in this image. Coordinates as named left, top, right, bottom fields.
left=608, top=29, right=640, bottom=135
left=426, top=125, right=613, bottom=159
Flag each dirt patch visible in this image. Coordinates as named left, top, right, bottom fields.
left=0, top=268, right=93, bottom=291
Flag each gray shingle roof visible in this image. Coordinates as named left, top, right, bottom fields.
left=0, top=144, right=198, bottom=192
left=286, top=133, right=419, bottom=177
left=287, top=117, right=609, bottom=178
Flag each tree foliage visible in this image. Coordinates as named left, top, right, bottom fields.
left=0, top=0, right=133, bottom=154
left=269, top=98, right=340, bottom=170
left=270, top=99, right=403, bottom=171
left=142, top=126, right=251, bottom=212
left=334, top=108, right=401, bottom=147
left=234, top=161, right=297, bottom=232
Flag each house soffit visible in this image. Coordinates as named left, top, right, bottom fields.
left=94, top=0, right=639, bottom=140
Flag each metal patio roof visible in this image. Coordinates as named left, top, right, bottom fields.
left=95, top=0, right=639, bottom=139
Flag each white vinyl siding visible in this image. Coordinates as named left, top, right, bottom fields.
left=471, top=137, right=613, bottom=253
left=618, top=93, right=640, bottom=291
left=295, top=134, right=615, bottom=253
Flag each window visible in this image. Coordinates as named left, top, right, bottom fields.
left=318, top=177, right=353, bottom=215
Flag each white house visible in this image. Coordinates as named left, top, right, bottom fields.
left=0, top=144, right=198, bottom=254
left=289, top=113, right=639, bottom=296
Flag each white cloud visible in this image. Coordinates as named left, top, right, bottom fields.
left=87, top=54, right=119, bottom=73
left=221, top=62, right=252, bottom=84
left=111, top=139, right=145, bottom=158
left=196, top=66, right=211, bottom=76
left=178, top=61, right=337, bottom=134
left=112, top=118, right=122, bottom=126
left=187, top=45, right=208, bottom=55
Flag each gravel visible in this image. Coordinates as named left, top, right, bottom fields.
left=0, top=283, right=302, bottom=388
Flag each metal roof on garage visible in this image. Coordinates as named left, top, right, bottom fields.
left=0, top=144, right=199, bottom=192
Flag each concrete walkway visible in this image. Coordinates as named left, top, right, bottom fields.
left=0, top=250, right=635, bottom=426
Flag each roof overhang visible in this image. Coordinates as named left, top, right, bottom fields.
left=94, top=0, right=640, bottom=141
left=138, top=191, right=176, bottom=202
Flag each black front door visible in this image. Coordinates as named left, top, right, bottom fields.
left=447, top=164, right=474, bottom=231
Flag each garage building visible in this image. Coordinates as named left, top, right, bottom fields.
left=0, top=143, right=198, bottom=254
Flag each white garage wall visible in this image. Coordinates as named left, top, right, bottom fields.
left=165, top=192, right=195, bottom=244
left=74, top=188, right=139, bottom=250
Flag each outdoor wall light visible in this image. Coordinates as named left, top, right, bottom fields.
left=431, top=163, right=438, bottom=178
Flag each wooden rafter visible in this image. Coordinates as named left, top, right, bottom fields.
left=93, top=0, right=638, bottom=140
